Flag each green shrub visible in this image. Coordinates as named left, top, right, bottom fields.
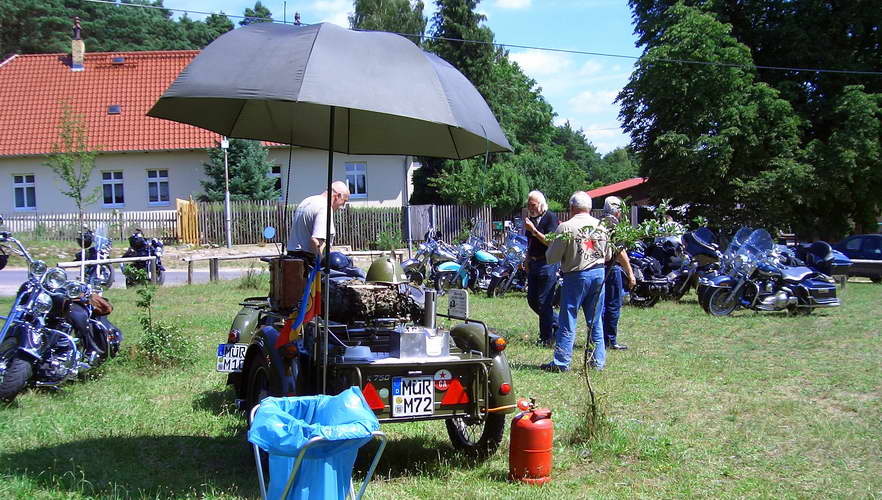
left=134, top=285, right=195, bottom=366
left=237, top=262, right=269, bottom=290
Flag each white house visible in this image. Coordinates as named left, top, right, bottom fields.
left=0, top=44, right=417, bottom=214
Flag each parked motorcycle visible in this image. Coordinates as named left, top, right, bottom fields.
left=486, top=219, right=528, bottom=297
left=401, top=229, right=459, bottom=290
left=627, top=227, right=722, bottom=307
left=0, top=221, right=122, bottom=402
left=700, top=228, right=840, bottom=316
left=435, top=229, right=499, bottom=293
left=696, top=227, right=754, bottom=308
left=121, top=229, right=166, bottom=286
left=73, top=225, right=114, bottom=286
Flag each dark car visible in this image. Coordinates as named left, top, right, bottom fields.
left=834, top=234, right=882, bottom=282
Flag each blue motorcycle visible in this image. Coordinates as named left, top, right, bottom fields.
left=486, top=221, right=528, bottom=298
left=700, top=229, right=840, bottom=316
left=435, top=231, right=499, bottom=292
left=0, top=219, right=122, bottom=402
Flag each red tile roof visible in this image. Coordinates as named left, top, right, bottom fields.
left=0, top=50, right=221, bottom=157
left=586, top=177, right=648, bottom=198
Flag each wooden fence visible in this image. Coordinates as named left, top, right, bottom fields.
left=186, top=201, right=492, bottom=250
left=0, top=210, right=178, bottom=242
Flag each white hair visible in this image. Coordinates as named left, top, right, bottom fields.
left=604, top=196, right=623, bottom=214
left=569, top=191, right=592, bottom=211
left=527, top=190, right=548, bottom=212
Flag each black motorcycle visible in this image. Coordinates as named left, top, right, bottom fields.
left=121, top=229, right=166, bottom=286
left=0, top=222, right=122, bottom=402
left=72, top=226, right=115, bottom=287
left=627, top=228, right=721, bottom=307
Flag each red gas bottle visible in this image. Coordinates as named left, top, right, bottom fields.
left=508, top=398, right=553, bottom=485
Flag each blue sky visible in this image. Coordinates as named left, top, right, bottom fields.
left=168, top=0, right=641, bottom=153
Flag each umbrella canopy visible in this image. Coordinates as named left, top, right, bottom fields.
left=148, top=22, right=511, bottom=159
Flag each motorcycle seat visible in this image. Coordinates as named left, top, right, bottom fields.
left=781, top=266, right=814, bottom=282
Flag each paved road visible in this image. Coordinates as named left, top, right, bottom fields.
left=0, top=268, right=248, bottom=297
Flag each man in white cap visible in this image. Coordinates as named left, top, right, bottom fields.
left=601, top=196, right=636, bottom=350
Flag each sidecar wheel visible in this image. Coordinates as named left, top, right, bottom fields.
left=245, top=355, right=272, bottom=417
left=446, top=413, right=506, bottom=458
left=707, top=288, right=738, bottom=317
left=0, top=338, right=32, bottom=402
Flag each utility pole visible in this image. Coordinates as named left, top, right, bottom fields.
left=222, top=136, right=232, bottom=248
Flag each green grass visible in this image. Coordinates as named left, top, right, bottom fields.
left=0, top=281, right=880, bottom=499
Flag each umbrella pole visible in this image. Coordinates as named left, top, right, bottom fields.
left=321, top=105, right=335, bottom=395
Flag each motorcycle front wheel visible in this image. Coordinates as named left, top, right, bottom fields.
left=445, top=413, right=506, bottom=458
left=707, top=288, right=738, bottom=316
left=433, top=272, right=456, bottom=294
left=486, top=275, right=509, bottom=297
left=628, top=286, right=659, bottom=308
left=0, top=338, right=32, bottom=402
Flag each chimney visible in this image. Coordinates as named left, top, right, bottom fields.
left=71, top=17, right=84, bottom=71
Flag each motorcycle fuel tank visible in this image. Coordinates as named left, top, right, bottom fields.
left=474, top=249, right=499, bottom=264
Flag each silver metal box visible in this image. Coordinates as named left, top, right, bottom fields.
left=390, top=326, right=450, bottom=359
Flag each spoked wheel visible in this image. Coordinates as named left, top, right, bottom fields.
left=433, top=272, right=456, bottom=295
left=0, top=338, right=32, bottom=403
left=707, top=288, right=738, bottom=317
left=486, top=275, right=511, bottom=298
left=406, top=270, right=425, bottom=286
left=97, top=264, right=114, bottom=287
left=445, top=413, right=506, bottom=458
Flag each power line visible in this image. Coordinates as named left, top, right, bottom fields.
left=85, top=0, right=882, bottom=77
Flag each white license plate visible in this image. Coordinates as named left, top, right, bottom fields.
left=216, top=343, right=247, bottom=373
left=391, top=376, right=434, bottom=417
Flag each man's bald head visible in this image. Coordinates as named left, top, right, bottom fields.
left=329, top=181, right=350, bottom=210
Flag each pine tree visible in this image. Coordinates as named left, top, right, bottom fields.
left=199, top=139, right=280, bottom=202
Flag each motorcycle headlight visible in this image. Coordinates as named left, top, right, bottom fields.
left=43, top=267, right=68, bottom=290
left=65, top=281, right=87, bottom=300
left=154, top=246, right=164, bottom=257
left=33, top=291, right=53, bottom=314
left=30, top=260, right=48, bottom=278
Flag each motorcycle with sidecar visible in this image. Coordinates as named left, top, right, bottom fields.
left=217, top=254, right=517, bottom=457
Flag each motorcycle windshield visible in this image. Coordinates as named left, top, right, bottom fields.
left=737, top=229, right=774, bottom=261
left=93, top=224, right=112, bottom=249
left=726, top=227, right=754, bottom=256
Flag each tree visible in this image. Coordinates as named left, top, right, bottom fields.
left=44, top=103, right=99, bottom=261
left=349, top=0, right=427, bottom=45
left=618, top=3, right=807, bottom=231
left=431, top=160, right=528, bottom=213
left=0, top=0, right=233, bottom=59
left=552, top=121, right=603, bottom=171
left=427, top=0, right=496, bottom=94
left=627, top=0, right=882, bottom=237
left=240, top=1, right=272, bottom=26
left=199, top=139, right=280, bottom=202
left=590, top=147, right=639, bottom=186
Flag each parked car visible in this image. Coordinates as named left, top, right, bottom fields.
left=834, top=234, right=882, bottom=282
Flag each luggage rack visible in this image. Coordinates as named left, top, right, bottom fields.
left=250, top=404, right=388, bottom=500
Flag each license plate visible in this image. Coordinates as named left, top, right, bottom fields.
left=216, top=343, right=247, bottom=373
left=391, top=376, right=434, bottom=417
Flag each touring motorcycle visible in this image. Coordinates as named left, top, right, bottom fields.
left=0, top=220, right=122, bottom=402
left=699, top=228, right=840, bottom=316
left=486, top=220, right=528, bottom=297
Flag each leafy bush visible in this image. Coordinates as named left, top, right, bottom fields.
left=373, top=222, right=404, bottom=250
left=134, top=284, right=195, bottom=366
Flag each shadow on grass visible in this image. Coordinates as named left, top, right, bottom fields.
left=1, top=435, right=259, bottom=498
left=192, top=388, right=238, bottom=414
left=1, top=428, right=493, bottom=495
left=355, top=434, right=486, bottom=479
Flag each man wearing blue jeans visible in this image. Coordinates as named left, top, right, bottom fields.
left=541, top=192, right=631, bottom=372
left=601, top=196, right=636, bottom=350
left=524, top=191, right=559, bottom=346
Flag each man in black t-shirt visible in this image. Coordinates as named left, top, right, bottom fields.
left=524, top=190, right=559, bottom=346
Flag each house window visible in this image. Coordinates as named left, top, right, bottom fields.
left=270, top=165, right=282, bottom=197
left=147, top=169, right=169, bottom=205
left=13, top=174, right=36, bottom=210
left=345, top=162, right=367, bottom=198
left=102, top=171, right=124, bottom=207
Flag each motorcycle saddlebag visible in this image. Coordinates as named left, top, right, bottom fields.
left=90, top=294, right=113, bottom=316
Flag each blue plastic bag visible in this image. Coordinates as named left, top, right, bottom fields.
left=248, top=387, right=381, bottom=500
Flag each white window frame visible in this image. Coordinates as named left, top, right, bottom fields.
left=146, top=169, right=170, bottom=206
left=345, top=162, right=367, bottom=199
left=13, top=174, right=36, bottom=211
left=101, top=171, right=125, bottom=208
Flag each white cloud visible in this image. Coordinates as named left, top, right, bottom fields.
left=509, top=49, right=571, bottom=78
left=310, top=0, right=351, bottom=27
left=568, top=90, right=619, bottom=114
left=494, top=0, right=532, bottom=8
left=577, top=60, right=603, bottom=77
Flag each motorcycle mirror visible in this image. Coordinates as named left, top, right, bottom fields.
left=262, top=226, right=277, bottom=240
